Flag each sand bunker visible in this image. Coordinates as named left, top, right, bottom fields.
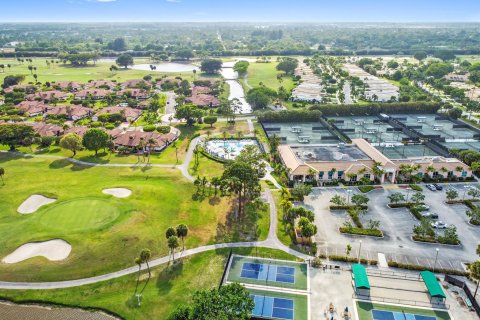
left=2, top=239, right=71, bottom=264
left=17, top=195, right=56, bottom=214
left=102, top=188, right=132, bottom=198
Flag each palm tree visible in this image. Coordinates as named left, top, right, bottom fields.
left=469, top=260, right=480, bottom=298
left=168, top=235, right=179, bottom=262
left=280, top=187, right=291, bottom=200
left=138, top=249, right=151, bottom=293
left=280, top=199, right=293, bottom=222
left=426, top=165, right=435, bottom=178
left=166, top=226, right=176, bottom=239
left=211, top=177, right=221, bottom=197
left=0, top=167, right=4, bottom=185
left=176, top=224, right=188, bottom=250
left=134, top=256, right=142, bottom=295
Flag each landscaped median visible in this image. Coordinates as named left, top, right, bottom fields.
left=446, top=199, right=480, bottom=225
left=330, top=194, right=383, bottom=238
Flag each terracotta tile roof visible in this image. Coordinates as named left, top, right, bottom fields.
left=26, top=122, right=64, bottom=136
left=86, top=80, right=117, bottom=89
left=65, top=126, right=89, bottom=136
left=32, top=90, right=70, bottom=101
left=95, top=106, right=142, bottom=120
left=45, top=105, right=93, bottom=118
left=186, top=94, right=219, bottom=107
left=16, top=101, right=49, bottom=115
left=75, top=89, right=111, bottom=99
left=122, top=79, right=147, bottom=88
left=112, top=130, right=177, bottom=149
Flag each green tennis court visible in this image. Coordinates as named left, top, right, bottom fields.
left=249, top=288, right=308, bottom=320
left=356, top=302, right=451, bottom=320
left=226, top=255, right=308, bottom=290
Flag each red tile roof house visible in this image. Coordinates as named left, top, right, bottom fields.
left=75, top=89, right=112, bottom=100
left=110, top=129, right=178, bottom=153
left=118, top=89, right=151, bottom=100
left=53, top=81, right=83, bottom=92
left=26, top=122, right=65, bottom=137
left=191, top=85, right=212, bottom=95
left=86, top=80, right=117, bottom=90
left=45, top=105, right=93, bottom=121
left=93, top=106, right=143, bottom=122
left=155, top=78, right=181, bottom=89
left=65, top=126, right=89, bottom=137
left=186, top=94, right=220, bottom=108
left=3, top=84, right=37, bottom=94
left=122, top=79, right=148, bottom=89
left=30, top=90, right=70, bottom=102
left=15, top=101, right=50, bottom=116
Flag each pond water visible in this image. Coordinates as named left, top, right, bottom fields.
left=205, top=139, right=258, bottom=160
left=131, top=63, right=199, bottom=72
left=221, top=59, right=253, bottom=114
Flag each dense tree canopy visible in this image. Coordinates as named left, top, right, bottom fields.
left=0, top=124, right=37, bottom=150
left=116, top=53, right=134, bottom=69
left=200, top=59, right=223, bottom=74
left=82, top=128, right=110, bottom=155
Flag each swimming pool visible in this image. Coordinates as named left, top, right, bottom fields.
left=205, top=139, right=259, bottom=160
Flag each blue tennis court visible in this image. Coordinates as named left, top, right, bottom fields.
left=372, top=309, right=437, bottom=320
left=240, top=262, right=295, bottom=284
left=251, top=294, right=294, bottom=320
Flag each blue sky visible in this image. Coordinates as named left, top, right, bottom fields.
left=2, top=0, right=480, bottom=22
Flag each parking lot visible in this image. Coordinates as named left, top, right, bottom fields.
left=304, top=183, right=480, bottom=271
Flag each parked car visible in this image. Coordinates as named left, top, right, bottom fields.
left=431, top=221, right=448, bottom=229
left=426, top=184, right=436, bottom=191
left=421, top=212, right=438, bottom=219
left=416, top=204, right=430, bottom=211
left=433, top=183, right=443, bottom=191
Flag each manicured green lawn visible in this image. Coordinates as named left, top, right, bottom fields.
left=38, top=198, right=121, bottom=232
left=0, top=58, right=194, bottom=84
left=188, top=153, right=225, bottom=179
left=356, top=301, right=451, bottom=320
left=0, top=153, right=233, bottom=281
left=272, top=190, right=296, bottom=248
left=0, top=248, right=300, bottom=320
left=242, top=62, right=295, bottom=91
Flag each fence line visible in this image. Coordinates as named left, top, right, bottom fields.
left=444, top=274, right=480, bottom=317
left=354, top=293, right=449, bottom=310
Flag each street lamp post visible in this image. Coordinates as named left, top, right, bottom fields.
left=463, top=185, right=469, bottom=200
left=433, top=248, right=440, bottom=273
left=357, top=240, right=363, bottom=263
left=347, top=189, right=353, bottom=205
left=406, top=187, right=411, bottom=203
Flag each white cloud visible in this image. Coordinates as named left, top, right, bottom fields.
left=166, top=0, right=181, bottom=3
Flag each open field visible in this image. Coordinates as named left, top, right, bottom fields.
left=0, top=58, right=197, bottom=84
left=0, top=153, right=233, bottom=281
left=0, top=248, right=300, bottom=320
left=241, top=62, right=295, bottom=91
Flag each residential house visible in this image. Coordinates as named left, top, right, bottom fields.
left=86, top=80, right=117, bottom=90
left=118, top=89, right=150, bottom=100
left=30, top=90, right=70, bottom=102
left=75, top=89, right=111, bottom=100
left=109, top=129, right=178, bottom=152
left=53, top=81, right=82, bottom=92
left=93, top=106, right=142, bottom=122
left=45, top=105, right=93, bottom=121
left=122, top=79, right=148, bottom=89
left=16, top=101, right=49, bottom=116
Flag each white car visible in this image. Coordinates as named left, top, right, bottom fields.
left=431, top=221, right=448, bottom=229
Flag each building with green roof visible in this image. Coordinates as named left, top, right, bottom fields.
left=420, top=271, right=446, bottom=304
left=352, top=264, right=370, bottom=296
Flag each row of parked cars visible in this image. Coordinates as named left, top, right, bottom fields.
left=418, top=205, right=448, bottom=228
left=425, top=183, right=443, bottom=191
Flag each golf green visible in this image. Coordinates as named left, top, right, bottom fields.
left=39, top=198, right=121, bottom=232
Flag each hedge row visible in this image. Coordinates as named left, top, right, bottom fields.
left=387, top=261, right=468, bottom=276
left=358, top=186, right=375, bottom=193
left=329, top=205, right=368, bottom=210
left=256, top=110, right=322, bottom=123
left=326, top=254, right=378, bottom=266
left=339, top=227, right=383, bottom=237
left=388, top=202, right=423, bottom=220
left=409, top=184, right=423, bottom=191
left=412, top=235, right=460, bottom=245
left=446, top=199, right=477, bottom=209
left=309, top=102, right=441, bottom=117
